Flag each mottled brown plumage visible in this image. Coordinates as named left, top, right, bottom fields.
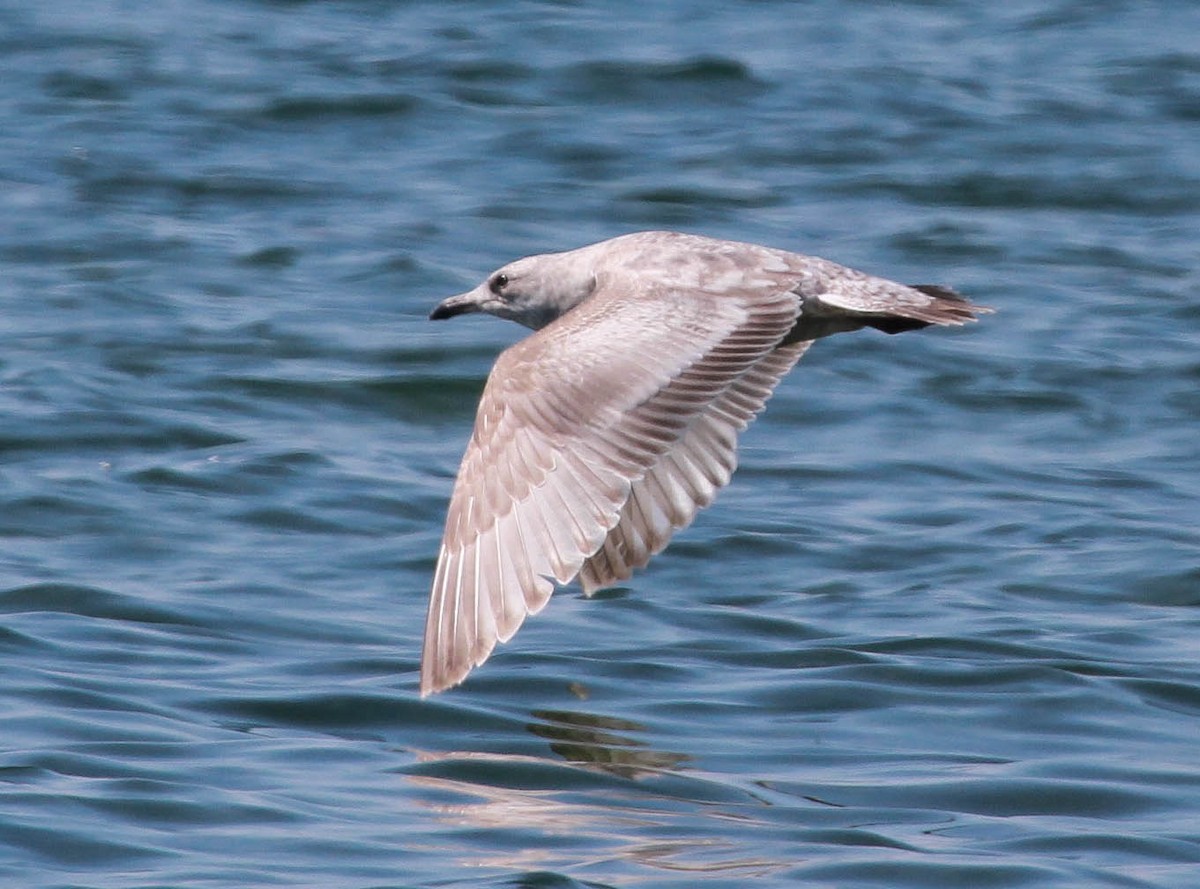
left=422, top=231, right=988, bottom=695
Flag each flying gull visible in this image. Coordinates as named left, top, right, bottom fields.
left=422, top=230, right=987, bottom=695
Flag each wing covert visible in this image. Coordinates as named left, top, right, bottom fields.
left=420, top=283, right=800, bottom=695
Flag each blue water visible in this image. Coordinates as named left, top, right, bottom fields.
left=3, top=1, right=1199, bottom=886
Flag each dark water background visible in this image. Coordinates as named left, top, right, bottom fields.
left=3, top=1, right=1199, bottom=887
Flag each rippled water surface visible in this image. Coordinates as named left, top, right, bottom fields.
left=3, top=1, right=1199, bottom=887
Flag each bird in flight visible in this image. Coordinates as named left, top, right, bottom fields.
left=421, top=231, right=987, bottom=695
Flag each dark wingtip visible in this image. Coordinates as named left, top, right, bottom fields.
left=865, top=285, right=993, bottom=334
left=911, top=285, right=994, bottom=315
left=867, top=317, right=935, bottom=334
left=908, top=284, right=994, bottom=325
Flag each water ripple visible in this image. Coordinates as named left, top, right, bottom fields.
left=2, top=0, right=1199, bottom=886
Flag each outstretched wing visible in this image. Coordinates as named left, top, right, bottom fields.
left=420, top=282, right=800, bottom=695
left=578, top=339, right=812, bottom=592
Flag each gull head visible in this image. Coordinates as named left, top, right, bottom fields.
left=430, top=249, right=599, bottom=330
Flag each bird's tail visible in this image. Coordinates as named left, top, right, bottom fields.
left=864, top=284, right=991, bottom=334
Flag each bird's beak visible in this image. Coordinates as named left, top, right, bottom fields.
left=429, top=288, right=484, bottom=321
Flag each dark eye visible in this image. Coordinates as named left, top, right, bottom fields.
left=489, top=273, right=509, bottom=295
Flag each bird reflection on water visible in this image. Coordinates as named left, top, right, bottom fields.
left=526, top=708, right=691, bottom=778
left=403, top=704, right=788, bottom=879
